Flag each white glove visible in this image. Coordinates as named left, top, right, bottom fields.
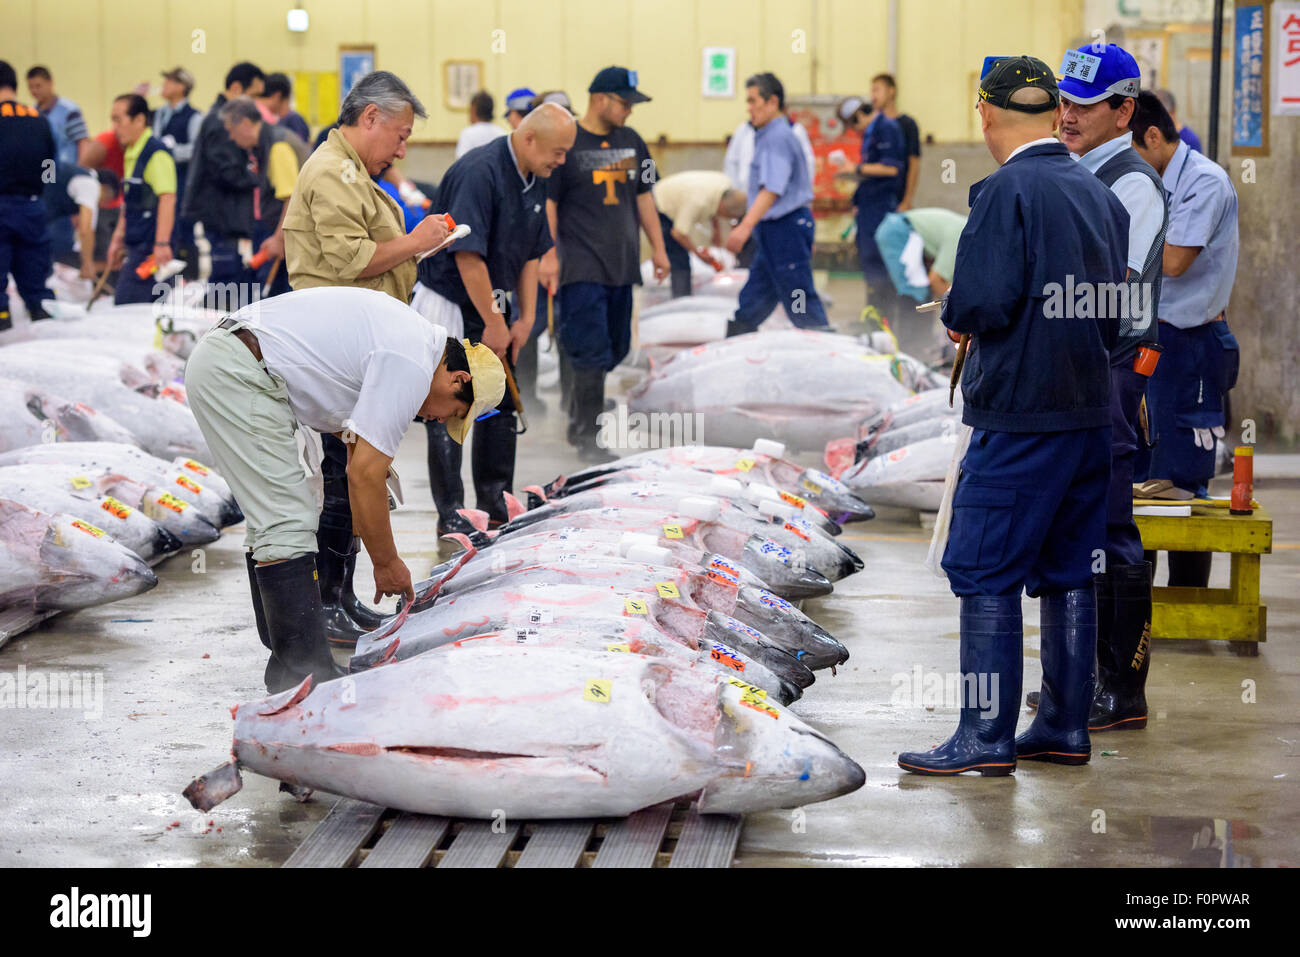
left=397, top=181, right=430, bottom=208
left=1193, top=425, right=1225, bottom=449
left=161, top=135, right=178, bottom=150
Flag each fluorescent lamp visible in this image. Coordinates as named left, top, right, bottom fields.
left=287, top=8, right=309, bottom=32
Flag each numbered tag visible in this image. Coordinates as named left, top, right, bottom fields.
left=727, top=677, right=767, bottom=699
left=1060, top=48, right=1102, bottom=82
left=513, top=628, right=539, bottom=644
left=801, top=477, right=823, bottom=495
left=662, top=524, right=684, bottom=539
left=70, top=475, right=92, bottom=491
left=778, top=491, right=807, bottom=509
left=706, top=568, right=740, bottom=588
left=157, top=492, right=187, bottom=513
left=182, top=459, right=210, bottom=476
left=526, top=607, right=554, bottom=625
left=708, top=555, right=741, bottom=576
left=584, top=679, right=612, bottom=703
left=624, top=598, right=649, bottom=615
left=100, top=496, right=132, bottom=520
left=728, top=678, right=778, bottom=718
left=654, top=581, right=680, bottom=598
left=605, top=642, right=631, bottom=653
left=757, top=589, right=794, bottom=611
left=722, top=616, right=763, bottom=642
left=734, top=458, right=755, bottom=472
left=710, top=643, right=745, bottom=672
left=71, top=519, right=105, bottom=538
left=176, top=474, right=203, bottom=494
left=782, top=522, right=811, bottom=542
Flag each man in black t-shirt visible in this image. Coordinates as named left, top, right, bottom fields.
left=0, top=59, right=56, bottom=329
left=541, top=66, right=670, bottom=463
left=871, top=73, right=921, bottom=211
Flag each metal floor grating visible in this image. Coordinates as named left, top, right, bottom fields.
left=284, top=798, right=742, bottom=868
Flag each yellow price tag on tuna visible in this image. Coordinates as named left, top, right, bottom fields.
left=182, top=459, right=211, bottom=476
left=624, top=598, right=649, bottom=615
left=584, top=679, right=612, bottom=703
left=655, top=581, right=680, bottom=598
left=152, top=324, right=164, bottom=350
left=70, top=476, right=92, bottom=490
left=101, top=496, right=132, bottom=519
left=157, top=492, right=187, bottom=513
left=662, top=524, right=683, bottom=539
left=735, top=458, right=755, bottom=472
left=801, top=478, right=823, bottom=495
left=778, top=491, right=807, bottom=508
left=71, top=519, right=105, bottom=538
left=727, top=677, right=767, bottom=699
left=605, top=643, right=631, bottom=653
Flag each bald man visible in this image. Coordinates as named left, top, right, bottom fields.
left=413, top=103, right=577, bottom=534
left=898, top=56, right=1130, bottom=778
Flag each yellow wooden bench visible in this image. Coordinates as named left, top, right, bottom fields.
left=1133, top=503, right=1272, bottom=656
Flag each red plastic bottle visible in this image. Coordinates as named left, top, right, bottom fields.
left=1230, top=446, right=1253, bottom=515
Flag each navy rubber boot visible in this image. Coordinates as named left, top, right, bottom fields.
left=1016, top=588, right=1097, bottom=765
left=898, top=596, right=1022, bottom=777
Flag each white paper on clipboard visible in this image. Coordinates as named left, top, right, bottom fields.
left=416, top=223, right=472, bottom=262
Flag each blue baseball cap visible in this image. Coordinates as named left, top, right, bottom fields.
left=1058, top=43, right=1140, bottom=105
left=588, top=66, right=650, bottom=103
left=504, top=87, right=535, bottom=115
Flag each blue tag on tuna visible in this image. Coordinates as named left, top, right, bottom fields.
left=757, top=589, right=793, bottom=611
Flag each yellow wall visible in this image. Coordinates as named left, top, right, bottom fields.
left=7, top=0, right=1082, bottom=142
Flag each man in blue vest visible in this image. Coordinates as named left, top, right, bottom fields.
left=154, top=67, right=202, bottom=278
left=898, top=56, right=1129, bottom=777
left=0, top=60, right=56, bottom=328
left=1023, top=43, right=1169, bottom=736
left=105, top=94, right=178, bottom=305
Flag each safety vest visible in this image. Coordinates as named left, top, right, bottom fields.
left=1096, top=147, right=1169, bottom=359
left=123, top=135, right=170, bottom=247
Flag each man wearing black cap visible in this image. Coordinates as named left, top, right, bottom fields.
left=897, top=56, right=1129, bottom=778
left=541, top=66, right=669, bottom=462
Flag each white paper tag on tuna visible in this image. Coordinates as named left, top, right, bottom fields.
left=514, top=628, right=540, bottom=643
left=525, top=607, right=554, bottom=625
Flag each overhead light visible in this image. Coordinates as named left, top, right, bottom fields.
left=287, top=7, right=309, bottom=32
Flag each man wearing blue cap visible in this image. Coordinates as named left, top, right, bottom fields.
left=504, top=88, right=535, bottom=129
left=541, top=66, right=669, bottom=462
left=898, top=55, right=1129, bottom=777
left=1024, top=42, right=1168, bottom=737
left=724, top=72, right=829, bottom=336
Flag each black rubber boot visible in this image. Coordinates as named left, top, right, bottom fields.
left=515, top=333, right=547, bottom=415
left=315, top=525, right=371, bottom=647
left=559, top=348, right=579, bottom=446
left=571, top=366, right=616, bottom=463
left=1089, top=562, right=1152, bottom=731
left=897, top=596, right=1021, bottom=776
left=425, top=419, right=475, bottom=536
left=254, top=554, right=345, bottom=692
left=339, top=535, right=386, bottom=630
left=1167, top=550, right=1212, bottom=587
left=1027, top=571, right=1110, bottom=712
left=1016, top=588, right=1096, bottom=765
left=245, top=551, right=271, bottom=650
left=471, top=408, right=517, bottom=527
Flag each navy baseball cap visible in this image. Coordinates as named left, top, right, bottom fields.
left=1058, top=43, right=1140, bottom=105
left=588, top=66, right=650, bottom=103
left=504, top=87, right=535, bottom=115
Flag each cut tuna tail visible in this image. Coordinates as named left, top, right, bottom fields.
left=376, top=544, right=479, bottom=643
left=824, top=437, right=856, bottom=479
left=457, top=508, right=491, bottom=532
left=349, top=637, right=400, bottom=673
left=504, top=491, right=526, bottom=520
left=523, top=484, right=549, bottom=509
left=183, top=760, right=244, bottom=812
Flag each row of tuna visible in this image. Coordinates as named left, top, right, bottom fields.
left=0, top=299, right=240, bottom=646
left=187, top=442, right=875, bottom=820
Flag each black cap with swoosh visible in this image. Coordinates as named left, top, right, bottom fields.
left=977, top=55, right=1059, bottom=113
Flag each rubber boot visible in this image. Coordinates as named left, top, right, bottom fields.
left=425, top=419, right=475, bottom=536
left=571, top=366, right=616, bottom=464
left=515, top=333, right=547, bottom=416
left=559, top=348, right=578, bottom=446
left=898, top=596, right=1022, bottom=776
left=315, top=524, right=371, bottom=647
left=471, top=408, right=517, bottom=527
left=255, top=554, right=345, bottom=692
left=1089, top=562, right=1152, bottom=731
left=1015, top=589, right=1096, bottom=765
left=1032, top=570, right=1111, bottom=709
left=339, top=535, right=386, bottom=630
left=245, top=551, right=271, bottom=650
left=1167, top=550, right=1212, bottom=587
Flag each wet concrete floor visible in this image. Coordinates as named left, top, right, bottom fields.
left=1, top=276, right=1295, bottom=867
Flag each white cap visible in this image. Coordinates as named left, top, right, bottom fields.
left=707, top=476, right=744, bottom=497
left=751, top=438, right=786, bottom=458
left=678, top=496, right=722, bottom=521
left=624, top=543, right=672, bottom=565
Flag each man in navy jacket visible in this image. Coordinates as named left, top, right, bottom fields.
left=898, top=56, right=1129, bottom=777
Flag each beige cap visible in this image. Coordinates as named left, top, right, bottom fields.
left=444, top=340, right=505, bottom=444
left=161, top=67, right=195, bottom=94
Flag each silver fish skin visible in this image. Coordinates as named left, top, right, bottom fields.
left=189, top=645, right=866, bottom=819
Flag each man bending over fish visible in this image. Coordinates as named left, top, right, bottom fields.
left=186, top=286, right=504, bottom=692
